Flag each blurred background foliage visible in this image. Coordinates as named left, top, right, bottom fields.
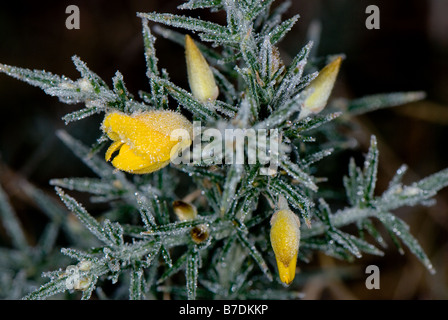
left=0, top=0, right=447, bottom=299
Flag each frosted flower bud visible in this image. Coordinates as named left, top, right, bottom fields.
left=74, top=276, right=92, bottom=291
left=190, top=224, right=209, bottom=244
left=78, top=260, right=93, bottom=271
left=173, top=200, right=198, bottom=221
left=77, top=77, right=93, bottom=92
left=270, top=206, right=301, bottom=286
left=300, top=56, right=342, bottom=119
left=185, top=34, right=219, bottom=102
left=102, top=110, right=193, bottom=174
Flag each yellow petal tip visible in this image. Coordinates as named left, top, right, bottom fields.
left=277, top=253, right=298, bottom=286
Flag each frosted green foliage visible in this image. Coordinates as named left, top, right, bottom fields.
left=279, top=157, right=317, bottom=192
left=235, top=231, right=273, bottom=281
left=56, top=187, right=117, bottom=246
left=0, top=180, right=90, bottom=299
left=156, top=78, right=219, bottom=121
left=137, top=12, right=234, bottom=46
left=152, top=25, right=228, bottom=66
left=129, top=264, right=145, bottom=300
left=220, top=164, right=244, bottom=216
left=141, top=20, right=168, bottom=109
left=186, top=249, right=200, bottom=300
left=268, top=14, right=300, bottom=45
left=0, top=186, right=28, bottom=251
left=268, top=178, right=313, bottom=224
left=178, top=0, right=223, bottom=11
left=344, top=91, right=427, bottom=115
left=343, top=135, right=379, bottom=208
left=0, top=56, right=150, bottom=125
left=0, top=0, right=445, bottom=300
left=300, top=137, right=446, bottom=273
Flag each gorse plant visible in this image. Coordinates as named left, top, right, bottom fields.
left=0, top=0, right=446, bottom=300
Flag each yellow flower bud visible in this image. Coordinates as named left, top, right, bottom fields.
left=102, top=110, right=193, bottom=174
left=270, top=208, right=301, bottom=286
left=300, top=56, right=342, bottom=119
left=185, top=34, right=219, bottom=102
left=173, top=200, right=198, bottom=221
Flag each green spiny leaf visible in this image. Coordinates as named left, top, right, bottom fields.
left=56, top=187, right=111, bottom=245
left=363, top=135, right=379, bottom=202
left=138, top=12, right=230, bottom=39
left=156, top=78, right=218, bottom=121
left=129, top=265, right=145, bottom=300
left=72, top=55, right=109, bottom=90
left=279, top=157, right=318, bottom=192
left=0, top=185, right=28, bottom=250
left=268, top=178, right=313, bottom=226
left=178, top=0, right=223, bottom=10
left=378, top=212, right=435, bottom=274
left=236, top=231, right=272, bottom=281
left=157, top=249, right=190, bottom=284
left=268, top=14, right=300, bottom=45
left=347, top=91, right=426, bottom=116
left=186, top=249, right=200, bottom=300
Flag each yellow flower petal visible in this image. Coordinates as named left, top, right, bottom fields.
left=105, top=141, right=124, bottom=162
left=111, top=143, right=169, bottom=174
left=270, top=209, right=301, bottom=286
left=301, top=56, right=342, bottom=119
left=185, top=34, right=219, bottom=102
left=102, top=110, right=193, bottom=174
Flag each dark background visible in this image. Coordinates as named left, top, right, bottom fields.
left=0, top=0, right=447, bottom=299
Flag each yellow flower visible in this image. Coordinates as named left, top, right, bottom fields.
left=300, top=56, right=342, bottom=119
left=102, top=110, right=193, bottom=174
left=185, top=34, right=219, bottom=102
left=270, top=207, right=301, bottom=286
